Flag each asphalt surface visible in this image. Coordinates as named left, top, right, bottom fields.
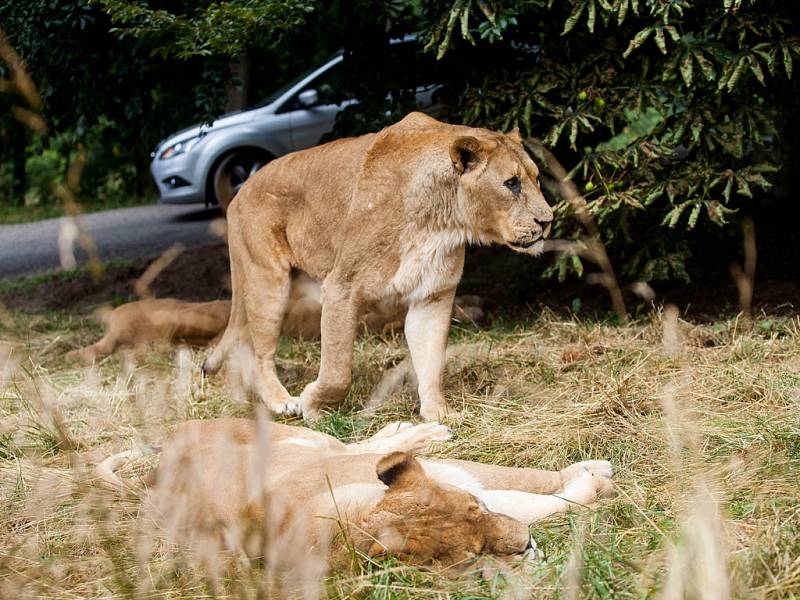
left=0, top=203, right=222, bottom=280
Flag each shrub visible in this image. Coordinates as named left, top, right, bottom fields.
left=424, top=0, right=800, bottom=282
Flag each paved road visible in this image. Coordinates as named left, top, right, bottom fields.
left=0, top=204, right=222, bottom=280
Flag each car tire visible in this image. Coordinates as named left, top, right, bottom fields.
left=210, top=149, right=270, bottom=212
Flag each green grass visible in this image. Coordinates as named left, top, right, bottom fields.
left=1, top=305, right=799, bottom=598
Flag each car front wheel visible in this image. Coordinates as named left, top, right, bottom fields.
left=210, top=149, right=269, bottom=211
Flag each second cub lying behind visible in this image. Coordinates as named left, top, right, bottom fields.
left=69, top=274, right=483, bottom=363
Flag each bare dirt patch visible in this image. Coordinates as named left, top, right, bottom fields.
left=3, top=243, right=798, bottom=323
left=0, top=243, right=230, bottom=313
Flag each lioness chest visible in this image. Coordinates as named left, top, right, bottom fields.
left=387, top=231, right=466, bottom=302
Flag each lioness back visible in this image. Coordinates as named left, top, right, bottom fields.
left=232, top=132, right=377, bottom=278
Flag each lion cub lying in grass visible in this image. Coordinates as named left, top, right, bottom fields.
left=97, top=419, right=614, bottom=572
left=68, top=274, right=483, bottom=363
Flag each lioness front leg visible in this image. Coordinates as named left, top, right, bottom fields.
left=405, top=287, right=457, bottom=421
left=429, top=459, right=615, bottom=523
left=299, top=280, right=360, bottom=421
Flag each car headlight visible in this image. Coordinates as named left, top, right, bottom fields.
left=159, top=135, right=202, bottom=160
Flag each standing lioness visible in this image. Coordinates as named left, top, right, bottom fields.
left=204, top=112, right=553, bottom=420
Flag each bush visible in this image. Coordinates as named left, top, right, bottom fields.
left=424, top=0, right=800, bottom=282
left=23, top=136, right=68, bottom=207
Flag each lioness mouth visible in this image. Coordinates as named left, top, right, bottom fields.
left=510, top=238, right=539, bottom=249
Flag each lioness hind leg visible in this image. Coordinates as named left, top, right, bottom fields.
left=203, top=219, right=246, bottom=375
left=243, top=257, right=297, bottom=414
left=405, top=287, right=457, bottom=421
left=67, top=333, right=117, bottom=364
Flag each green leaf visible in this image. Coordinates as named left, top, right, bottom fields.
left=562, top=1, right=586, bottom=35
left=680, top=52, right=693, bottom=86
left=694, top=50, right=716, bottom=81
left=523, top=99, right=532, bottom=131
left=749, top=56, right=765, bottom=86
left=623, top=27, right=653, bottom=59
left=783, top=45, right=793, bottom=78
left=736, top=176, right=752, bottom=198
left=726, top=56, right=748, bottom=91
left=596, top=107, right=664, bottom=151
left=687, top=203, right=701, bottom=229
left=460, top=6, right=471, bottom=42
left=663, top=201, right=689, bottom=228
left=570, top=254, right=584, bottom=277
left=618, top=0, right=629, bottom=24
left=665, top=25, right=680, bottom=42
left=644, top=186, right=664, bottom=206
left=654, top=26, right=666, bottom=54
left=587, top=0, right=596, bottom=33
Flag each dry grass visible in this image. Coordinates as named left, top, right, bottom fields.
left=1, top=301, right=798, bottom=599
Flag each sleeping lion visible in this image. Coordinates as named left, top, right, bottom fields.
left=97, top=419, right=614, bottom=574
left=67, top=273, right=483, bottom=363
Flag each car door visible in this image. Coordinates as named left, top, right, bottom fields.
left=285, top=59, right=352, bottom=151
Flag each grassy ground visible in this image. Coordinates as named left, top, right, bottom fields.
left=1, top=289, right=798, bottom=598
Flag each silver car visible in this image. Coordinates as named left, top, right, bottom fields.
left=150, top=43, right=443, bottom=208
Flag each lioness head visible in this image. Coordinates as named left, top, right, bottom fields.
left=450, top=128, right=553, bottom=255
left=359, top=452, right=532, bottom=567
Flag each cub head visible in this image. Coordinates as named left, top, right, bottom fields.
left=449, top=128, right=553, bottom=255
left=360, top=452, right=532, bottom=568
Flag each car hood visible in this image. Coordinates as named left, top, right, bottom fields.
left=157, top=107, right=269, bottom=149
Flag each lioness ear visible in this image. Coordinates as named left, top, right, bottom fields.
left=507, top=127, right=522, bottom=143
left=376, top=451, right=425, bottom=488
left=450, top=136, right=486, bottom=174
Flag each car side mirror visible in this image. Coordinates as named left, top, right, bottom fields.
left=298, top=89, right=319, bottom=108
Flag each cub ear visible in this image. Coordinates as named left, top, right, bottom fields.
left=449, top=136, right=486, bottom=174
left=507, top=127, right=522, bottom=143
left=376, top=451, right=425, bottom=488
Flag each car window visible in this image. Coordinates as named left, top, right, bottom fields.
left=278, top=61, right=346, bottom=113
left=247, top=64, right=320, bottom=110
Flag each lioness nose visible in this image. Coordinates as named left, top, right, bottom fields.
left=533, top=218, right=552, bottom=239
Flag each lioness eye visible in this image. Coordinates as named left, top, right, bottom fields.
left=504, top=176, right=521, bottom=195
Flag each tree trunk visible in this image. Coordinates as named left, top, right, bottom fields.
left=226, top=49, right=251, bottom=112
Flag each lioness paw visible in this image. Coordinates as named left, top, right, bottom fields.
left=270, top=398, right=303, bottom=417
left=419, top=400, right=451, bottom=422
left=407, top=422, right=453, bottom=447
left=560, top=460, right=615, bottom=505
left=561, top=460, right=614, bottom=483
left=423, top=422, right=454, bottom=442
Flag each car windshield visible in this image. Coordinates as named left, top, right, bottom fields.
left=247, top=54, right=340, bottom=110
